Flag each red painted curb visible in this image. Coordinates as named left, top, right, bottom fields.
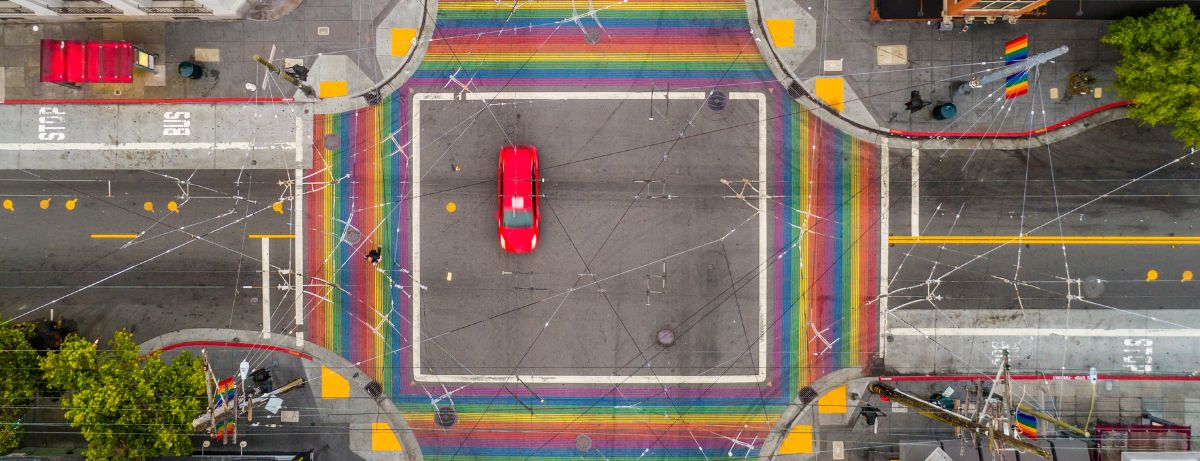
left=1, top=97, right=294, bottom=105
left=154, top=340, right=313, bottom=361
left=880, top=373, right=1200, bottom=382
left=888, top=100, right=1134, bottom=139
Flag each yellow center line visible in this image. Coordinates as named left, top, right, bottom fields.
left=91, top=234, right=138, bottom=239
left=890, top=235, right=1200, bottom=245
left=249, top=234, right=295, bottom=239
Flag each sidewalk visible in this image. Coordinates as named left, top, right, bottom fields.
left=142, top=328, right=423, bottom=461
left=763, top=373, right=1200, bottom=460
left=0, top=0, right=433, bottom=111
left=749, top=0, right=1131, bottom=144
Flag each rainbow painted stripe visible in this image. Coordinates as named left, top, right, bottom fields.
left=306, top=1, right=880, bottom=458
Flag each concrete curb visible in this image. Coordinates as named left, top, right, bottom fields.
left=760, top=367, right=866, bottom=460
left=744, top=0, right=1132, bottom=150
left=141, top=328, right=423, bottom=461
left=310, top=0, right=438, bottom=114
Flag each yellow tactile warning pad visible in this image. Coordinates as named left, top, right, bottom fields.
left=372, top=422, right=404, bottom=451
left=320, top=365, right=349, bottom=399
left=778, top=424, right=814, bottom=454
left=818, top=385, right=848, bottom=414
left=391, top=28, right=418, bottom=56
left=319, top=81, right=349, bottom=98
left=814, top=77, right=844, bottom=112
left=765, top=19, right=794, bottom=48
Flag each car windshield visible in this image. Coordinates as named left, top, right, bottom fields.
left=502, top=210, right=534, bottom=228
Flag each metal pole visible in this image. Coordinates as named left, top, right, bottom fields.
left=869, top=382, right=1051, bottom=459
left=955, top=45, right=1070, bottom=97
left=253, top=54, right=315, bottom=97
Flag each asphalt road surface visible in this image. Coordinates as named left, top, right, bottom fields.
left=0, top=169, right=295, bottom=344
left=414, top=93, right=769, bottom=383
left=883, top=120, right=1200, bottom=376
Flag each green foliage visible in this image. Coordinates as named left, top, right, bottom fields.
left=1102, top=5, right=1200, bottom=147
left=42, top=332, right=205, bottom=461
left=0, top=323, right=39, bottom=453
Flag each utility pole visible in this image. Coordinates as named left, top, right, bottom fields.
left=253, top=54, right=316, bottom=97
left=869, top=382, right=1051, bottom=459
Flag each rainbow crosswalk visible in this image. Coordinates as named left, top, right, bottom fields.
left=305, top=0, right=879, bottom=458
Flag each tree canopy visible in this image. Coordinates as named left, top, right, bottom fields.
left=0, top=323, right=40, bottom=453
left=42, top=332, right=205, bottom=461
left=1102, top=5, right=1200, bottom=147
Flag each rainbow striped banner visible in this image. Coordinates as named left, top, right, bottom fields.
left=306, top=1, right=881, bottom=458
left=1004, top=34, right=1029, bottom=99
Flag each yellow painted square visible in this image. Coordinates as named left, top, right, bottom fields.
left=814, top=77, right=844, bottom=113
left=371, top=422, right=404, bottom=451
left=319, top=81, right=348, bottom=98
left=320, top=365, right=349, bottom=399
left=778, top=425, right=813, bottom=454
left=765, top=19, right=794, bottom=48
left=391, top=28, right=418, bottom=57
left=818, top=385, right=848, bottom=414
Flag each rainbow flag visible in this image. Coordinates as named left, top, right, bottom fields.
left=1014, top=410, right=1038, bottom=439
left=214, top=377, right=235, bottom=406
left=1004, top=34, right=1030, bottom=99
left=1005, top=34, right=1029, bottom=64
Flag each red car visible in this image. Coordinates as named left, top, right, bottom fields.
left=496, top=145, right=540, bottom=253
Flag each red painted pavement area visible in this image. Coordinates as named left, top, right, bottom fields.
left=880, top=373, right=1200, bottom=382
left=0, top=97, right=293, bottom=105
left=153, top=340, right=313, bottom=361
left=888, top=100, right=1133, bottom=139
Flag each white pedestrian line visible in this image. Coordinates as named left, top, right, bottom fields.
left=293, top=169, right=305, bottom=347
left=878, top=137, right=889, bottom=359
left=410, top=91, right=768, bottom=384
left=910, top=142, right=919, bottom=236
left=889, top=327, right=1200, bottom=337
left=0, top=142, right=298, bottom=151
left=261, top=238, right=272, bottom=339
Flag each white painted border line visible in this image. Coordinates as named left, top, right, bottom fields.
left=878, top=137, right=889, bottom=360
left=889, top=327, right=1200, bottom=337
left=910, top=142, right=919, bottom=236
left=261, top=238, right=272, bottom=339
left=0, top=142, right=298, bottom=151
left=411, top=91, right=768, bottom=384
left=294, top=169, right=305, bottom=347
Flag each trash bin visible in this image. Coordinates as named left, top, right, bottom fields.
left=178, top=61, right=204, bottom=79
left=932, top=102, right=957, bottom=120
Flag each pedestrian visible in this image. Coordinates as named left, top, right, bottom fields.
left=366, top=246, right=382, bottom=265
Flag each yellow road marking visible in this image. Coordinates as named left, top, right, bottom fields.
left=319, top=81, right=348, bottom=98
left=65, top=198, right=77, bottom=211
left=391, top=28, right=417, bottom=57
left=814, top=77, right=844, bottom=113
left=765, top=19, right=795, bottom=48
left=890, top=235, right=1200, bottom=245
left=249, top=234, right=295, bottom=239
left=143, top=201, right=154, bottom=212
left=91, top=234, right=138, bottom=239
left=39, top=198, right=50, bottom=210
left=167, top=201, right=179, bottom=213
left=1147, top=269, right=1159, bottom=281
left=3, top=199, right=14, bottom=212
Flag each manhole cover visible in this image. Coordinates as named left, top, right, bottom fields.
left=249, top=297, right=259, bottom=305
left=706, top=90, right=728, bottom=111
left=435, top=406, right=457, bottom=428
left=656, top=328, right=675, bottom=347
left=575, top=434, right=592, bottom=452
left=324, top=134, right=341, bottom=151
left=1082, top=275, right=1105, bottom=298
left=341, top=227, right=361, bottom=245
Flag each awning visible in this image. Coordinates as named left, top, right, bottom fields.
left=40, top=39, right=134, bottom=84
